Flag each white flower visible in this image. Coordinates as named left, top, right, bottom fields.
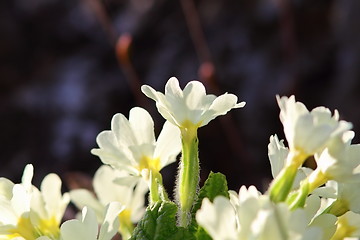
left=314, top=131, right=360, bottom=182
left=313, top=179, right=360, bottom=215
left=196, top=186, right=336, bottom=240
left=196, top=196, right=238, bottom=240
left=276, top=95, right=352, bottom=157
left=70, top=165, right=147, bottom=239
left=91, top=107, right=181, bottom=182
left=331, top=211, right=360, bottom=240
left=0, top=164, right=70, bottom=240
left=268, top=135, right=313, bottom=188
left=141, top=77, right=245, bottom=129
left=60, top=203, right=124, bottom=240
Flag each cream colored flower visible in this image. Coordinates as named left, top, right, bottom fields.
left=314, top=131, right=360, bottom=182
left=141, top=77, right=245, bottom=129
left=91, top=107, right=181, bottom=182
left=70, top=165, right=147, bottom=239
left=0, top=164, right=70, bottom=240
left=196, top=186, right=336, bottom=240
left=268, top=135, right=313, bottom=188
left=276, top=95, right=352, bottom=157
left=330, top=211, right=360, bottom=240
left=60, top=202, right=124, bottom=240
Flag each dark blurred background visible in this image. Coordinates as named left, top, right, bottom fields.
left=1, top=0, right=360, bottom=193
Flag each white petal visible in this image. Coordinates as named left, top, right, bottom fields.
left=154, top=121, right=181, bottom=168
left=41, top=173, right=69, bottom=222
left=93, top=166, right=132, bottom=206
left=21, top=164, right=34, bottom=192
left=12, top=184, right=31, bottom=216
left=183, top=81, right=207, bottom=110
left=60, top=207, right=98, bottom=240
left=129, top=180, right=148, bottom=223
left=95, top=131, right=120, bottom=154
left=129, top=107, right=155, bottom=145
left=201, top=93, right=244, bottom=126
left=98, top=202, right=125, bottom=240
left=165, top=77, right=183, bottom=98
left=0, top=178, right=14, bottom=200
left=69, top=189, right=105, bottom=221
left=196, top=197, right=238, bottom=240
left=0, top=198, right=18, bottom=224
left=30, top=188, right=47, bottom=224
left=268, top=135, right=289, bottom=178
left=111, top=113, right=136, bottom=147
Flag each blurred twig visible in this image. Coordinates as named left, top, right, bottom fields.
left=115, top=33, right=148, bottom=107
left=179, top=0, right=215, bottom=87
left=180, top=0, right=254, bottom=175
left=81, top=0, right=147, bottom=107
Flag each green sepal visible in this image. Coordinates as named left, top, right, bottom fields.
left=130, top=201, right=195, bottom=240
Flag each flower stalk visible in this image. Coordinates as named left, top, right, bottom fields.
left=149, top=170, right=169, bottom=203
left=177, top=125, right=199, bottom=227
left=269, top=151, right=307, bottom=203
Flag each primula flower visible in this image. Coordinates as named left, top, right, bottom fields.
left=270, top=96, right=352, bottom=203
left=70, top=165, right=147, bottom=239
left=268, top=135, right=312, bottom=187
left=60, top=203, right=124, bottom=240
left=142, top=77, right=245, bottom=226
left=91, top=107, right=181, bottom=184
left=197, top=186, right=336, bottom=240
left=277, top=95, right=351, bottom=158
left=330, top=211, right=360, bottom=240
left=313, top=131, right=360, bottom=184
left=141, top=77, right=245, bottom=130
left=0, top=164, right=70, bottom=240
left=313, top=179, right=360, bottom=216
left=296, top=131, right=360, bottom=210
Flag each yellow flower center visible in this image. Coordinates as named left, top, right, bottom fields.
left=36, top=216, right=60, bottom=239
left=139, top=156, right=161, bottom=173
left=6, top=216, right=60, bottom=240
left=7, top=217, right=36, bottom=240
left=118, top=209, right=134, bottom=240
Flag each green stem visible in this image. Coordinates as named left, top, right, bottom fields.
left=287, top=168, right=329, bottom=210
left=177, top=127, right=199, bottom=227
left=269, top=151, right=307, bottom=203
left=149, top=170, right=169, bottom=204
left=288, top=180, right=309, bottom=210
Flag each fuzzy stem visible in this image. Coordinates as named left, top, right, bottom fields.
left=149, top=170, right=169, bottom=204
left=177, top=126, right=199, bottom=227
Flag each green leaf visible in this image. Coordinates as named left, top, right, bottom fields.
left=192, top=172, right=229, bottom=216
left=194, top=227, right=212, bottom=240
left=190, top=172, right=229, bottom=240
left=130, top=201, right=195, bottom=240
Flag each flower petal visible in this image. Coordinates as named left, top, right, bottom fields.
left=129, top=107, right=155, bottom=145
left=154, top=121, right=181, bottom=168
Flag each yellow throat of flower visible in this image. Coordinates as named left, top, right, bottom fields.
left=331, top=215, right=358, bottom=240
left=6, top=216, right=60, bottom=240
left=118, top=209, right=134, bottom=240
left=138, top=156, right=161, bottom=173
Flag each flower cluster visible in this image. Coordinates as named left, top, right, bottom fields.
left=1, top=77, right=360, bottom=240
